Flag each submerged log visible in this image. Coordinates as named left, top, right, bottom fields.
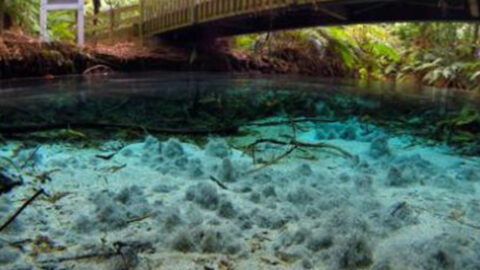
left=0, top=122, right=238, bottom=136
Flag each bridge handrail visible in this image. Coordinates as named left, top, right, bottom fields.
left=85, top=4, right=140, bottom=43
left=84, top=0, right=331, bottom=43
left=141, top=0, right=325, bottom=36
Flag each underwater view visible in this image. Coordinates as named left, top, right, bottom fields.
left=1, top=72, right=480, bottom=270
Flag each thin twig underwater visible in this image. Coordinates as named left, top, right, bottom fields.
left=0, top=189, right=46, bottom=232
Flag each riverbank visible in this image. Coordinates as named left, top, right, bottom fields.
left=0, top=31, right=188, bottom=80
left=2, top=30, right=480, bottom=93
left=0, top=31, right=344, bottom=80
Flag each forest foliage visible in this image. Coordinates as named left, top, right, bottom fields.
left=1, top=0, right=479, bottom=90
left=1, top=0, right=138, bottom=40
left=235, top=23, right=480, bottom=90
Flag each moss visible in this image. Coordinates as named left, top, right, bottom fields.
left=171, top=233, right=196, bottom=252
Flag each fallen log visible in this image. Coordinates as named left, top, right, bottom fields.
left=246, top=117, right=338, bottom=127
left=0, top=122, right=238, bottom=136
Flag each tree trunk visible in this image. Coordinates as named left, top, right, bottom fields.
left=473, top=23, right=479, bottom=44
left=93, top=0, right=101, bottom=23
left=0, top=0, right=4, bottom=35
left=92, top=0, right=102, bottom=45
left=472, top=23, right=479, bottom=56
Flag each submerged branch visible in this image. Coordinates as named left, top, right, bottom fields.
left=243, top=136, right=352, bottom=175
left=209, top=175, right=228, bottom=190
left=38, top=251, right=117, bottom=264
left=21, top=146, right=41, bottom=169
left=127, top=214, right=155, bottom=224
left=247, top=138, right=353, bottom=159
left=0, top=189, right=46, bottom=232
left=245, top=145, right=298, bottom=175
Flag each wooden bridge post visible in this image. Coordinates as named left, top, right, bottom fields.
left=140, top=0, right=145, bottom=45
left=190, top=0, right=197, bottom=25
left=469, top=0, right=480, bottom=18
left=0, top=0, right=4, bottom=35
left=109, top=8, right=115, bottom=44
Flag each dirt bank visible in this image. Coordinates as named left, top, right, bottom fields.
left=0, top=31, right=337, bottom=80
left=0, top=31, right=191, bottom=80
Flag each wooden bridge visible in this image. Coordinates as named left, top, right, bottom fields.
left=86, top=0, right=480, bottom=43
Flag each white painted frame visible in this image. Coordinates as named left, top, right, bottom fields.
left=40, top=0, right=85, bottom=46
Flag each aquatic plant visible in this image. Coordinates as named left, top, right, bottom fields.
left=185, top=182, right=219, bottom=210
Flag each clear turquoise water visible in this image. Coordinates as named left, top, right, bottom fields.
left=0, top=73, right=479, bottom=270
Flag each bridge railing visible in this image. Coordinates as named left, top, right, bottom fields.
left=143, top=0, right=298, bottom=35
left=142, top=0, right=324, bottom=36
left=84, top=0, right=324, bottom=43
left=85, top=4, right=140, bottom=43
left=143, top=0, right=194, bottom=36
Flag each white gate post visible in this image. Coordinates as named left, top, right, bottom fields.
left=77, top=0, right=85, bottom=46
left=40, top=0, right=48, bottom=41
left=40, top=0, right=85, bottom=46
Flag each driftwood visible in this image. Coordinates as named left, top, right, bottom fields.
left=83, top=64, right=114, bottom=76
left=0, top=122, right=238, bottom=136
left=0, top=189, right=45, bottom=232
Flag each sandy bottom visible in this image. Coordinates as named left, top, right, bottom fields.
left=1, top=118, right=480, bottom=270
